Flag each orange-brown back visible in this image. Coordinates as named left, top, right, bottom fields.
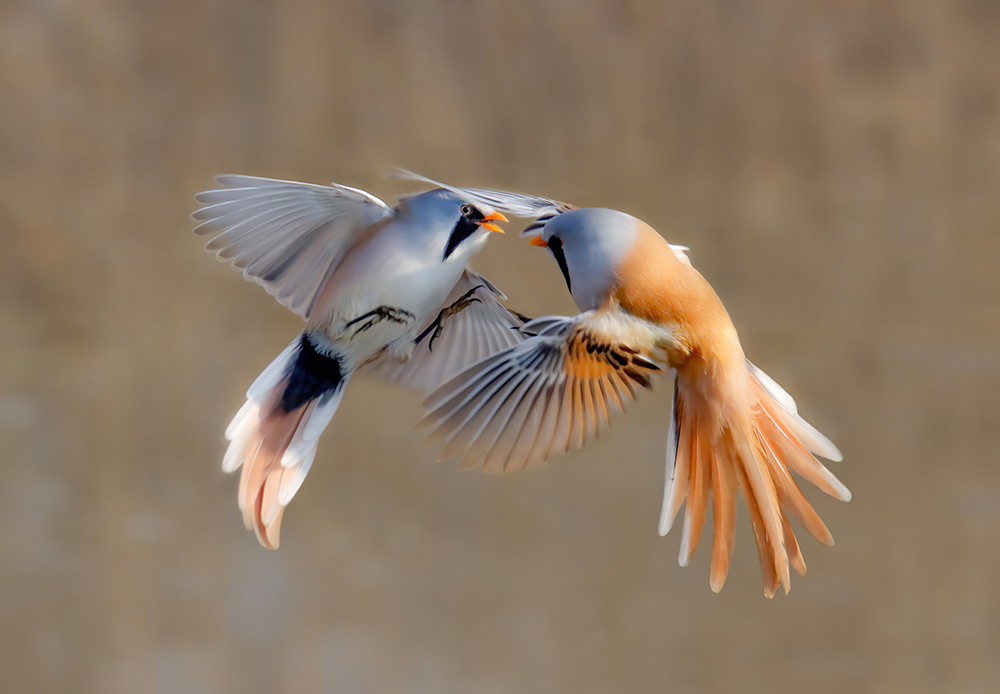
left=612, top=221, right=742, bottom=370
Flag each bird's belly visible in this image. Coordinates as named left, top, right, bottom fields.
left=364, top=258, right=465, bottom=322
left=322, top=260, right=465, bottom=359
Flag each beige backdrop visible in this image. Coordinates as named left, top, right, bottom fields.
left=3, top=1, right=999, bottom=692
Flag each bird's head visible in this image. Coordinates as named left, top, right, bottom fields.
left=526, top=208, right=643, bottom=311
left=402, top=189, right=507, bottom=261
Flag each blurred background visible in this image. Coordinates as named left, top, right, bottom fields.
left=3, top=1, right=999, bottom=692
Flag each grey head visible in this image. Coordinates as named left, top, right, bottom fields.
left=534, top=208, right=641, bottom=312
left=399, top=188, right=507, bottom=262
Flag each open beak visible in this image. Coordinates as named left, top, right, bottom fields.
left=529, top=235, right=547, bottom=247
left=479, top=211, right=507, bottom=234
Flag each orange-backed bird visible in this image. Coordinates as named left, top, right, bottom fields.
left=413, top=180, right=849, bottom=597
left=194, top=173, right=563, bottom=549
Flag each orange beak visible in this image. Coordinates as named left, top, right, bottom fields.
left=529, top=235, right=547, bottom=247
left=479, top=211, right=507, bottom=234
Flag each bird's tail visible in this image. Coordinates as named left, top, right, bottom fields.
left=222, top=334, right=350, bottom=549
left=658, top=358, right=848, bottom=597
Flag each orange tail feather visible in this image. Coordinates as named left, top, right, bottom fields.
left=661, top=358, right=847, bottom=596
left=236, top=399, right=307, bottom=549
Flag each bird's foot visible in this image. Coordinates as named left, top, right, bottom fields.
left=346, top=306, right=416, bottom=338
left=415, top=286, right=483, bottom=351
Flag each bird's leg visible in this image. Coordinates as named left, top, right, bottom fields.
left=415, top=286, right=483, bottom=352
left=346, top=306, right=416, bottom=338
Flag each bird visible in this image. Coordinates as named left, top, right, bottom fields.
left=416, top=187, right=850, bottom=597
left=193, top=172, right=563, bottom=549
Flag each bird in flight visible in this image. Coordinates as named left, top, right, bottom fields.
left=193, top=173, right=560, bottom=549
left=415, top=179, right=850, bottom=597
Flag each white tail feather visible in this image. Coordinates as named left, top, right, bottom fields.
left=746, top=360, right=842, bottom=462
left=303, top=385, right=347, bottom=441
left=278, top=447, right=318, bottom=505
left=220, top=340, right=350, bottom=549
left=246, top=341, right=298, bottom=400
left=658, top=388, right=682, bottom=536
left=225, top=399, right=259, bottom=440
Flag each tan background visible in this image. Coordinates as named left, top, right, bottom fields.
left=3, top=1, right=1000, bottom=692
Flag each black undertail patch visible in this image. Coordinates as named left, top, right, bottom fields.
left=281, top=334, right=344, bottom=412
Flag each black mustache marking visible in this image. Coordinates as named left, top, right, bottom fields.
left=548, top=236, right=572, bottom=293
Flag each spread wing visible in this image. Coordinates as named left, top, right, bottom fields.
left=418, top=311, right=663, bottom=473
left=193, top=175, right=394, bottom=318
left=364, top=270, right=528, bottom=395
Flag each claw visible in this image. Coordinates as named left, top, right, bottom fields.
left=415, top=286, right=484, bottom=351
left=346, top=306, right=416, bottom=338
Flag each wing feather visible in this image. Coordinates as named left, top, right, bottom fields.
left=193, top=175, right=392, bottom=318
left=419, top=311, right=662, bottom=472
left=456, top=369, right=534, bottom=469
left=392, top=170, right=572, bottom=219
left=477, top=372, right=539, bottom=473
left=592, top=379, right=611, bottom=430
left=501, top=375, right=552, bottom=472
left=521, top=377, right=562, bottom=471
left=434, top=364, right=520, bottom=458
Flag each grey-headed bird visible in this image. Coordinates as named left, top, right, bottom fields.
left=414, top=181, right=849, bottom=597
left=194, top=173, right=558, bottom=548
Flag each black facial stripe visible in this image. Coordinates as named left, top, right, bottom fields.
left=443, top=206, right=486, bottom=260
left=443, top=218, right=479, bottom=260
left=548, top=236, right=572, bottom=293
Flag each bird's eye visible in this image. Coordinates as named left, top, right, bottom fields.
left=460, top=204, right=474, bottom=217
